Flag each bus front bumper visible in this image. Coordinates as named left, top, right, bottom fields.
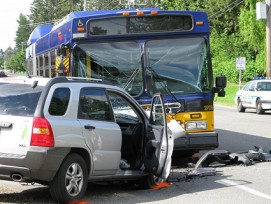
left=174, top=132, right=218, bottom=151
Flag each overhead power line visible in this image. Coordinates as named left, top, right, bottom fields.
left=19, top=0, right=245, bottom=29
left=209, top=0, right=244, bottom=20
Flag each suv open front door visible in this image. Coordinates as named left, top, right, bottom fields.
left=144, top=94, right=174, bottom=180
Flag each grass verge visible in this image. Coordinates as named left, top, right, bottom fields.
left=214, top=83, right=239, bottom=107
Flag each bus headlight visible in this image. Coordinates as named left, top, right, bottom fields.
left=185, top=121, right=207, bottom=130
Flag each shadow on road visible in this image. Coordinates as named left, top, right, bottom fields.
left=216, top=128, right=271, bottom=153
left=0, top=185, right=55, bottom=204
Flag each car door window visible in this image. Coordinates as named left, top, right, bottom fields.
left=266, top=82, right=271, bottom=90
left=250, top=82, right=256, bottom=91
left=243, top=82, right=251, bottom=91
left=108, top=93, right=140, bottom=123
left=150, top=97, right=165, bottom=126
left=78, top=89, right=113, bottom=121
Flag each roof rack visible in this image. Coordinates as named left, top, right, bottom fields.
left=65, top=77, right=103, bottom=83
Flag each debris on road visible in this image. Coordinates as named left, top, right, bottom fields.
left=187, top=167, right=216, bottom=177
left=151, top=182, right=172, bottom=190
left=180, top=146, right=271, bottom=178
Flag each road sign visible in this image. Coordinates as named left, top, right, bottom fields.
left=236, top=57, right=246, bottom=70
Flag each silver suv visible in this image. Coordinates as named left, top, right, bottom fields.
left=0, top=76, right=173, bottom=203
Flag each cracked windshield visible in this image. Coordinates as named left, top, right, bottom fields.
left=74, top=41, right=142, bottom=96
left=146, top=37, right=212, bottom=95
left=74, top=37, right=211, bottom=97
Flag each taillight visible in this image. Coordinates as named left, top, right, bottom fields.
left=31, top=117, right=54, bottom=147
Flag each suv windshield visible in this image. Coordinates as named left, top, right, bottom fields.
left=0, top=83, right=43, bottom=116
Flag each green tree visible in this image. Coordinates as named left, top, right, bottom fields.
left=0, top=49, right=4, bottom=69
left=5, top=50, right=26, bottom=72
left=156, top=0, right=205, bottom=10
left=207, top=0, right=243, bottom=35
left=29, top=0, right=84, bottom=25
left=4, top=47, right=15, bottom=62
left=88, top=0, right=119, bottom=10
left=238, top=0, right=266, bottom=78
left=15, top=14, right=32, bottom=50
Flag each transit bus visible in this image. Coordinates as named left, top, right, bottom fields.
left=26, top=8, right=226, bottom=159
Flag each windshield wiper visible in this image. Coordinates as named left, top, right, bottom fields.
left=146, top=66, right=181, bottom=109
left=123, top=67, right=140, bottom=90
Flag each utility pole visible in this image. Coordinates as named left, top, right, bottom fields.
left=84, top=0, right=87, bottom=11
left=21, top=42, right=26, bottom=50
left=266, top=0, right=271, bottom=78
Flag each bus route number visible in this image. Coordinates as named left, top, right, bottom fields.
left=204, top=105, right=213, bottom=111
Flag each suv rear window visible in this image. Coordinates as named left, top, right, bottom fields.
left=0, top=83, right=43, bottom=116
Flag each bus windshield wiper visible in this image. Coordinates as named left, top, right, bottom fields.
left=123, top=67, right=140, bottom=90
left=146, top=66, right=180, bottom=105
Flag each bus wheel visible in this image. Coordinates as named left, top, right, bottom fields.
left=256, top=99, right=264, bottom=114
left=139, top=174, right=164, bottom=189
left=237, top=98, right=245, bottom=112
left=49, top=153, right=88, bottom=203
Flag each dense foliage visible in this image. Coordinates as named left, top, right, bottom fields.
left=1, top=0, right=267, bottom=83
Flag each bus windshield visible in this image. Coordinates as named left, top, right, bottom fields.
left=146, top=37, right=212, bottom=95
left=73, top=37, right=212, bottom=97
left=74, top=41, right=143, bottom=97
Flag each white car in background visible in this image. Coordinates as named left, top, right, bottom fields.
left=234, top=79, right=271, bottom=114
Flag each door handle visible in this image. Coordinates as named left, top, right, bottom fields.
left=84, top=125, right=95, bottom=130
left=0, top=121, right=12, bottom=128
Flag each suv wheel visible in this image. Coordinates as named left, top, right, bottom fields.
left=256, top=99, right=264, bottom=114
left=49, top=153, right=88, bottom=203
left=237, top=98, right=245, bottom=112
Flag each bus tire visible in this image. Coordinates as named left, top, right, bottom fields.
left=49, top=153, right=88, bottom=203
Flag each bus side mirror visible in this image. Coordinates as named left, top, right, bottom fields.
left=216, top=76, right=226, bottom=88
left=57, top=47, right=61, bottom=56
left=214, top=76, right=227, bottom=97
left=57, top=44, right=69, bottom=57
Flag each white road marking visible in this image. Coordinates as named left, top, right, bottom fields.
left=220, top=179, right=271, bottom=200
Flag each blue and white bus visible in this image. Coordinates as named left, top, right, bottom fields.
left=26, top=8, right=226, bottom=158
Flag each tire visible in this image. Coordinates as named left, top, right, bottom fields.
left=139, top=174, right=164, bottom=189
left=256, top=99, right=264, bottom=114
left=49, top=153, right=88, bottom=204
left=237, top=98, right=245, bottom=112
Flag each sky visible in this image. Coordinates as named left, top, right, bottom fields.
left=0, top=0, right=33, bottom=51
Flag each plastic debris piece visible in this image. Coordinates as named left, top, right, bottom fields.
left=187, top=167, right=216, bottom=177
left=254, top=146, right=271, bottom=161
left=194, top=150, right=231, bottom=169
